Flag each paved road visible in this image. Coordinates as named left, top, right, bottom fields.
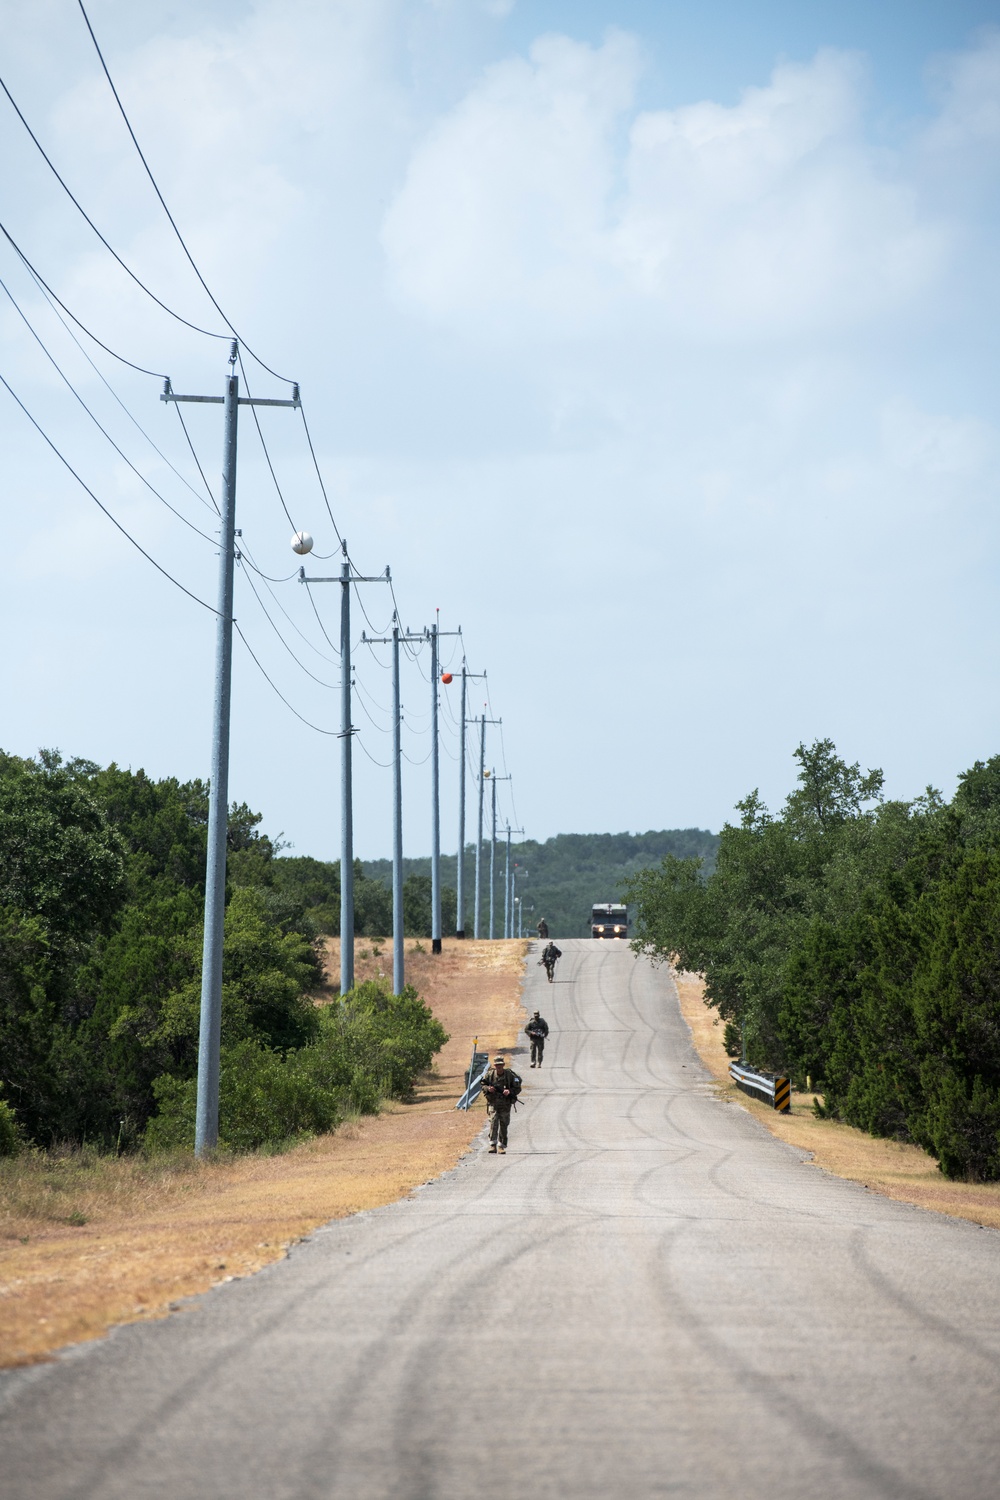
left=3, top=940, right=999, bottom=1499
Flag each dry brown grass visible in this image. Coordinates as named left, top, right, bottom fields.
left=0, top=938, right=528, bottom=1369
left=674, top=968, right=1000, bottom=1231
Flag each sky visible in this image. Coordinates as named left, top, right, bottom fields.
left=1, top=0, right=999, bottom=861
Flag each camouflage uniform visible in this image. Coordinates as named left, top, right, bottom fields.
left=526, top=1013, right=549, bottom=1067
left=541, top=942, right=562, bottom=981
left=481, top=1064, right=520, bottom=1150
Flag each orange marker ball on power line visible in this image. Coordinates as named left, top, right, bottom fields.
left=441, top=672, right=453, bottom=684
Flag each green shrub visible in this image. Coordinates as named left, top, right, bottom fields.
left=145, top=978, right=448, bottom=1154
left=0, top=1093, right=22, bottom=1156
left=145, top=1040, right=341, bottom=1153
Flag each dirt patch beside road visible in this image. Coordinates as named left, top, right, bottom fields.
left=0, top=939, right=528, bottom=1369
left=674, top=967, right=1000, bottom=1232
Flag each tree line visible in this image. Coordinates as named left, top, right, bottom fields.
left=627, top=740, right=1000, bottom=1181
left=363, top=827, right=719, bottom=938
left=0, top=750, right=446, bottom=1155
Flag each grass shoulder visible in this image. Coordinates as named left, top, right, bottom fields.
left=0, top=939, right=528, bottom=1369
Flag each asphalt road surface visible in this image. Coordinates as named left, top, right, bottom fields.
left=3, top=940, right=999, bottom=1499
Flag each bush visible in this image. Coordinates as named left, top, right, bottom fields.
left=0, top=1093, right=21, bottom=1156
left=144, top=978, right=448, bottom=1153
left=145, top=1040, right=341, bottom=1153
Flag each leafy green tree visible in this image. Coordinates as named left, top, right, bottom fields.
left=629, top=742, right=888, bottom=1067
left=0, top=751, right=126, bottom=946
left=631, top=739, right=1000, bottom=1180
left=0, top=752, right=127, bottom=1140
left=0, top=909, right=57, bottom=1138
left=145, top=979, right=447, bottom=1152
left=269, top=855, right=393, bottom=937
left=364, top=828, right=720, bottom=938
left=401, top=874, right=457, bottom=937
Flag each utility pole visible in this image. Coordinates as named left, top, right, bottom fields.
left=490, top=771, right=496, bottom=940
left=455, top=661, right=485, bottom=939
left=300, top=544, right=390, bottom=997
left=161, top=342, right=299, bottom=1157
left=392, top=623, right=402, bottom=993
left=428, top=615, right=461, bottom=955
left=504, top=825, right=524, bottom=938
left=473, top=712, right=500, bottom=938
left=488, top=773, right=510, bottom=940
left=362, top=620, right=423, bottom=993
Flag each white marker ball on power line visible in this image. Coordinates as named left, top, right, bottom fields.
left=291, top=531, right=314, bottom=555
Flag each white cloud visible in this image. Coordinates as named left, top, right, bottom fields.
left=924, top=27, right=1000, bottom=152
left=382, top=30, right=641, bottom=328
left=614, top=50, right=943, bottom=334
left=3, top=7, right=1000, bottom=851
left=383, top=36, right=949, bottom=339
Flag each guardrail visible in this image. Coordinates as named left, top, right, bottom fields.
left=729, top=1061, right=791, bottom=1113
left=457, top=1047, right=490, bottom=1111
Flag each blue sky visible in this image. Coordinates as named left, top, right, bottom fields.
left=508, top=1, right=1000, bottom=100
left=1, top=0, right=999, bottom=861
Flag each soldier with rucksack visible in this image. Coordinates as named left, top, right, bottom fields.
left=481, top=1053, right=521, bottom=1154
left=540, top=941, right=562, bottom=982
left=526, top=1010, right=549, bottom=1068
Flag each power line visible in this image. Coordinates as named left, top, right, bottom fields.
left=171, top=402, right=219, bottom=513
left=353, top=672, right=394, bottom=724
left=239, top=542, right=339, bottom=664
left=355, top=735, right=394, bottom=770
left=0, top=218, right=166, bottom=378
left=303, top=581, right=342, bottom=658
left=237, top=551, right=299, bottom=585
left=351, top=584, right=394, bottom=639
left=234, top=622, right=339, bottom=734
left=440, top=634, right=461, bottom=670
left=236, top=347, right=298, bottom=532
left=0, top=368, right=216, bottom=613
left=496, top=718, right=521, bottom=828
left=362, top=637, right=393, bottom=672
left=0, top=273, right=218, bottom=545
left=387, top=573, right=405, bottom=628
left=354, top=686, right=393, bottom=735
left=0, top=72, right=228, bottom=341
left=25, top=266, right=219, bottom=514
left=237, top=561, right=339, bottom=689
left=298, top=402, right=344, bottom=548
left=76, top=0, right=296, bottom=386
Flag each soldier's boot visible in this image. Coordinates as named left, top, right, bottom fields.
left=488, top=1144, right=497, bottom=1153
left=498, top=1146, right=506, bottom=1154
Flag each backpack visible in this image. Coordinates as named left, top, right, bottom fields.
left=485, top=1068, right=522, bottom=1104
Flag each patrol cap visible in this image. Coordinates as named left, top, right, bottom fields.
left=494, top=1054, right=505, bottom=1063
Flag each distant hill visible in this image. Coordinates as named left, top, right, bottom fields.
left=361, top=828, right=718, bottom=939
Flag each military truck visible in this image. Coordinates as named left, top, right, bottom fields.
left=591, top=902, right=628, bottom=938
